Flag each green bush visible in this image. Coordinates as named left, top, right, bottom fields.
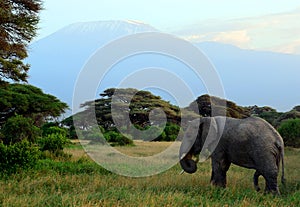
left=68, top=125, right=78, bottom=139
left=0, top=140, right=40, bottom=174
left=104, top=131, right=133, bottom=146
left=257, top=111, right=282, bottom=126
left=278, top=118, right=300, bottom=148
left=42, top=125, right=67, bottom=137
left=1, top=115, right=40, bottom=144
left=164, top=122, right=182, bottom=141
left=38, top=133, right=69, bottom=153
left=151, top=123, right=182, bottom=141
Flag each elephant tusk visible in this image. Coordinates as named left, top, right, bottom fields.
left=180, top=153, right=187, bottom=160
left=180, top=170, right=185, bottom=175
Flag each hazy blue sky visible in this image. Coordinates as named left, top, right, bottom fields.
left=38, top=1, right=300, bottom=53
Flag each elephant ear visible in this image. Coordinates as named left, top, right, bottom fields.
left=179, top=118, right=200, bottom=160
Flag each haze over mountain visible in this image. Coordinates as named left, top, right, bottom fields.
left=27, top=20, right=300, bottom=112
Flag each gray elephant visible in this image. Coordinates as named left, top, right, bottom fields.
left=179, top=116, right=285, bottom=194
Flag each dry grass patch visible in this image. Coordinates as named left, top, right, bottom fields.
left=115, top=140, right=173, bottom=157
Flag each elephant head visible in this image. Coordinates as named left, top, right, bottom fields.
left=179, top=117, right=218, bottom=173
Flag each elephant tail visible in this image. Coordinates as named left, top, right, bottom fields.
left=275, top=141, right=285, bottom=185
left=281, top=146, right=286, bottom=185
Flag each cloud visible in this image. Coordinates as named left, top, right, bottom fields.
left=212, top=30, right=251, bottom=49
left=269, top=39, right=300, bottom=54
left=175, top=8, right=300, bottom=54
left=184, top=30, right=251, bottom=49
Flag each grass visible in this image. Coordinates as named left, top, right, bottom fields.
left=0, top=142, right=299, bottom=207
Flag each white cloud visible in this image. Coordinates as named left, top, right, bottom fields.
left=175, top=8, right=300, bottom=54
left=183, top=34, right=207, bottom=42
left=268, top=39, right=300, bottom=54
left=212, top=30, right=251, bottom=49
left=183, top=30, right=251, bottom=49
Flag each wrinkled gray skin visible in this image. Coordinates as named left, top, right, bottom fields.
left=179, top=116, right=285, bottom=194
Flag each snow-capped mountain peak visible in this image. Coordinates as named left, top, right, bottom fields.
left=58, top=20, right=157, bottom=36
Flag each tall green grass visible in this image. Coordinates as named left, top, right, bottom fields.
left=0, top=145, right=299, bottom=207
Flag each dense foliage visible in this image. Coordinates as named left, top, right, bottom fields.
left=67, top=88, right=182, bottom=143
left=0, top=140, right=40, bottom=174
left=0, top=116, right=70, bottom=174
left=38, top=133, right=69, bottom=153
left=104, top=131, right=133, bottom=146
left=82, top=88, right=181, bottom=129
left=0, top=0, right=42, bottom=82
left=0, top=115, right=40, bottom=144
left=278, top=118, right=300, bottom=148
left=248, top=105, right=300, bottom=128
left=0, top=83, right=68, bottom=126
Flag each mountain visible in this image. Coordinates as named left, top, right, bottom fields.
left=196, top=42, right=300, bottom=111
left=27, top=20, right=157, bottom=109
left=27, top=20, right=300, bottom=112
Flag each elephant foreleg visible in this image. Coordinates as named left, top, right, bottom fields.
left=210, top=158, right=231, bottom=188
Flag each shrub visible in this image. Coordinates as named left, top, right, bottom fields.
left=0, top=140, right=40, bottom=174
left=104, top=131, right=133, bottom=146
left=151, top=123, right=182, bottom=141
left=38, top=133, right=69, bottom=153
left=258, top=111, right=282, bottom=126
left=278, top=118, right=300, bottom=148
left=68, top=125, right=78, bottom=139
left=42, top=125, right=67, bottom=137
left=1, top=115, right=40, bottom=144
left=164, top=122, right=182, bottom=141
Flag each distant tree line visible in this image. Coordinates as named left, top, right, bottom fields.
left=65, top=89, right=300, bottom=148
left=248, top=105, right=300, bottom=147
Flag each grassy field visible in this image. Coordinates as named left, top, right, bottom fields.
left=0, top=142, right=299, bottom=207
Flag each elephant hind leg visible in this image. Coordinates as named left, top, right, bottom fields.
left=253, top=170, right=261, bottom=192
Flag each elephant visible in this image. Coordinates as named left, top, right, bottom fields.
left=179, top=116, right=285, bottom=194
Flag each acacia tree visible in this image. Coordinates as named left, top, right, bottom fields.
left=0, top=0, right=42, bottom=82
left=78, top=88, right=181, bottom=130
left=65, top=88, right=182, bottom=141
left=0, top=83, right=68, bottom=126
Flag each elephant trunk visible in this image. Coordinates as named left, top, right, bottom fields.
left=180, top=153, right=197, bottom=174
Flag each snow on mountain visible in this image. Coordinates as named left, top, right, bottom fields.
left=57, top=20, right=157, bottom=36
